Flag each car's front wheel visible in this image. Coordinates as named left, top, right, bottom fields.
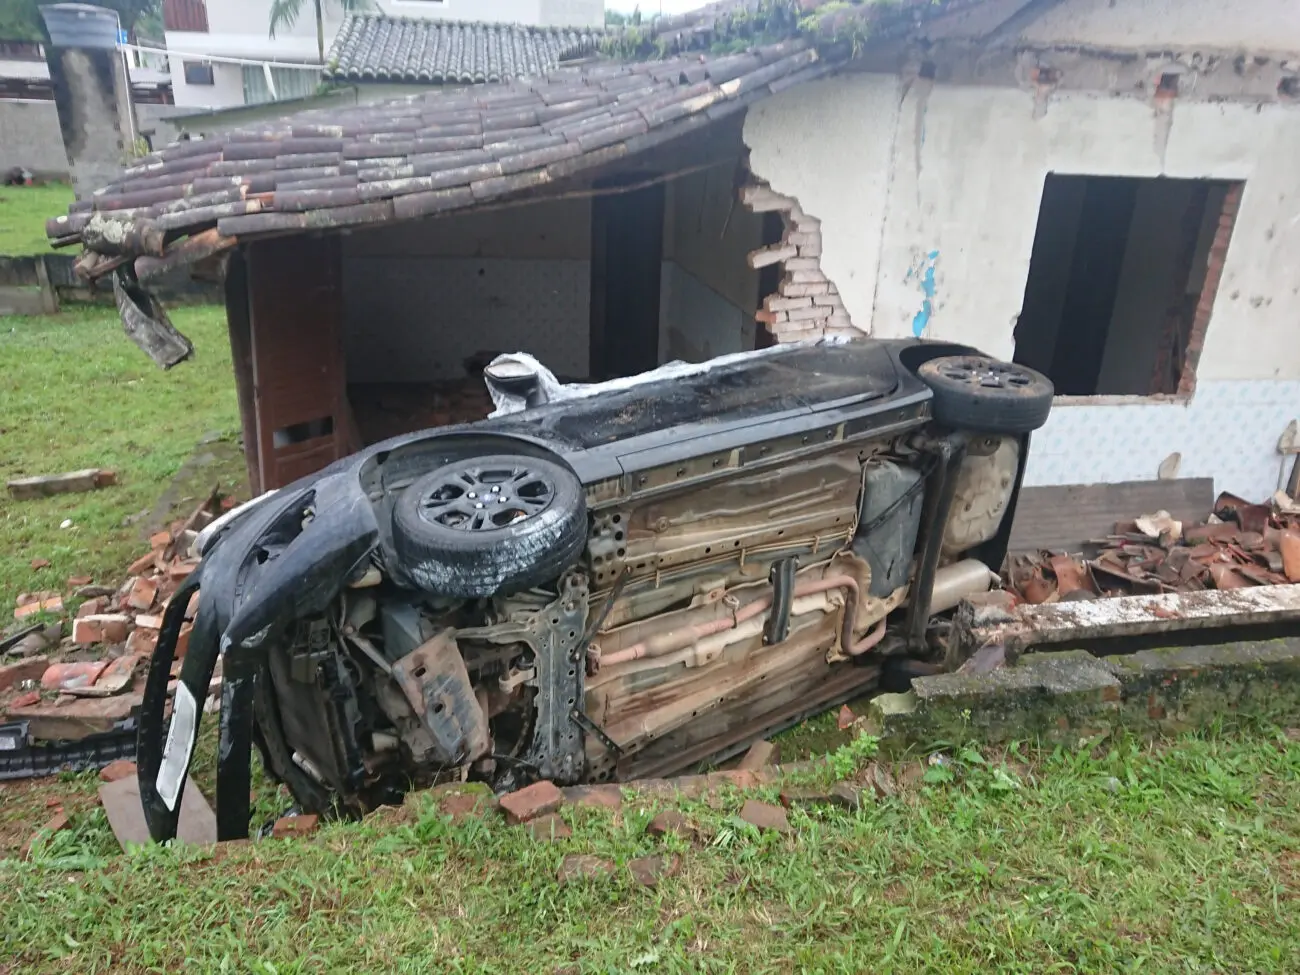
left=392, top=453, right=587, bottom=597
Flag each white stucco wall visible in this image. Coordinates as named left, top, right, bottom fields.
left=743, top=72, right=1300, bottom=499
left=745, top=73, right=901, bottom=344
left=1022, top=0, right=1300, bottom=53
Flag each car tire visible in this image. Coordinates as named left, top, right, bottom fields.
left=916, top=355, right=1054, bottom=434
left=392, top=453, right=587, bottom=597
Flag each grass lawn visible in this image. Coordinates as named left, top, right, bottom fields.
left=0, top=303, right=247, bottom=610
left=0, top=183, right=74, bottom=255
left=1, top=730, right=1298, bottom=972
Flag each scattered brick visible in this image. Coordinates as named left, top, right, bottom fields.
left=272, top=813, right=320, bottom=838
left=866, top=762, right=898, bottom=799
left=628, top=854, right=681, bottom=887
left=98, top=759, right=137, bottom=783
left=557, top=854, right=615, bottom=884
left=737, top=740, right=777, bottom=771
left=126, top=576, right=158, bottom=612
left=837, top=704, right=857, bottom=730
left=7, top=468, right=116, bottom=501
left=125, top=627, right=158, bottom=655
left=646, top=810, right=695, bottom=840
left=525, top=813, right=572, bottom=841
left=72, top=613, right=131, bottom=646
left=30, top=558, right=50, bottom=570
left=563, top=785, right=622, bottom=812
left=67, top=574, right=93, bottom=588
left=75, top=596, right=109, bottom=618
left=0, top=656, right=49, bottom=693
left=498, top=779, right=563, bottom=824
left=149, top=530, right=172, bottom=550
left=9, top=690, right=40, bottom=708
left=175, top=623, right=193, bottom=658
left=126, top=551, right=158, bottom=576
left=440, top=792, right=489, bottom=822
left=739, top=799, right=790, bottom=833
left=14, top=593, right=62, bottom=620
left=134, top=614, right=162, bottom=629
left=26, top=811, right=71, bottom=856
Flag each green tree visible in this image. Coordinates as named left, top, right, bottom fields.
left=268, top=0, right=370, bottom=65
left=0, top=0, right=158, bottom=40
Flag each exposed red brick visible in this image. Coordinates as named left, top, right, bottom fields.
left=175, top=623, right=193, bottom=658
left=30, top=558, right=50, bottom=570
left=67, top=574, right=93, bottom=588
left=498, top=780, right=563, bottom=824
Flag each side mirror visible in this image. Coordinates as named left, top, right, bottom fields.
left=484, top=359, right=549, bottom=409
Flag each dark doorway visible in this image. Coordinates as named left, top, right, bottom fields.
left=1014, top=175, right=1241, bottom=396
left=590, top=181, right=665, bottom=380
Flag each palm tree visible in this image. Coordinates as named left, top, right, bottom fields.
left=269, top=0, right=370, bottom=66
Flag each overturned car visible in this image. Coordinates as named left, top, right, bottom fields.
left=138, top=338, right=1053, bottom=841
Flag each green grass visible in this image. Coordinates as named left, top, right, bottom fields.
left=0, top=183, right=74, bottom=255
left=0, top=304, right=246, bottom=610
left=1, top=730, right=1297, bottom=972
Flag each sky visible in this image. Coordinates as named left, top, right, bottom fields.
left=606, top=1, right=711, bottom=14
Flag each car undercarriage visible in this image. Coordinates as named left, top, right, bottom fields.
left=135, top=338, right=1053, bottom=842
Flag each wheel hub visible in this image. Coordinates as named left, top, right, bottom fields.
left=938, top=360, right=1034, bottom=390
left=419, top=463, right=554, bottom=531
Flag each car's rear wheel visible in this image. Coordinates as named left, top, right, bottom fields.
left=916, top=355, right=1053, bottom=434
left=392, top=453, right=587, bottom=597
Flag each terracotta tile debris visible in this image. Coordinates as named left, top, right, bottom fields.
left=29, top=558, right=50, bottom=570
left=1006, top=490, right=1300, bottom=602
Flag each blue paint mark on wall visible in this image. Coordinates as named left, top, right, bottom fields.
left=911, top=250, right=939, bottom=337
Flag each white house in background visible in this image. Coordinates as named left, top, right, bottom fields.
left=742, top=0, right=1300, bottom=501
left=161, top=0, right=606, bottom=109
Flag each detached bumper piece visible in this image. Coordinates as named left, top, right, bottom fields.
left=0, top=717, right=137, bottom=781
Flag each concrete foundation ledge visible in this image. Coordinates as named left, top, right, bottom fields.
left=867, top=639, right=1300, bottom=750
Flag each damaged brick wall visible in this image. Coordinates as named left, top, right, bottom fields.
left=739, top=183, right=859, bottom=344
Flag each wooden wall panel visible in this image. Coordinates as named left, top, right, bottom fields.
left=246, top=235, right=351, bottom=490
